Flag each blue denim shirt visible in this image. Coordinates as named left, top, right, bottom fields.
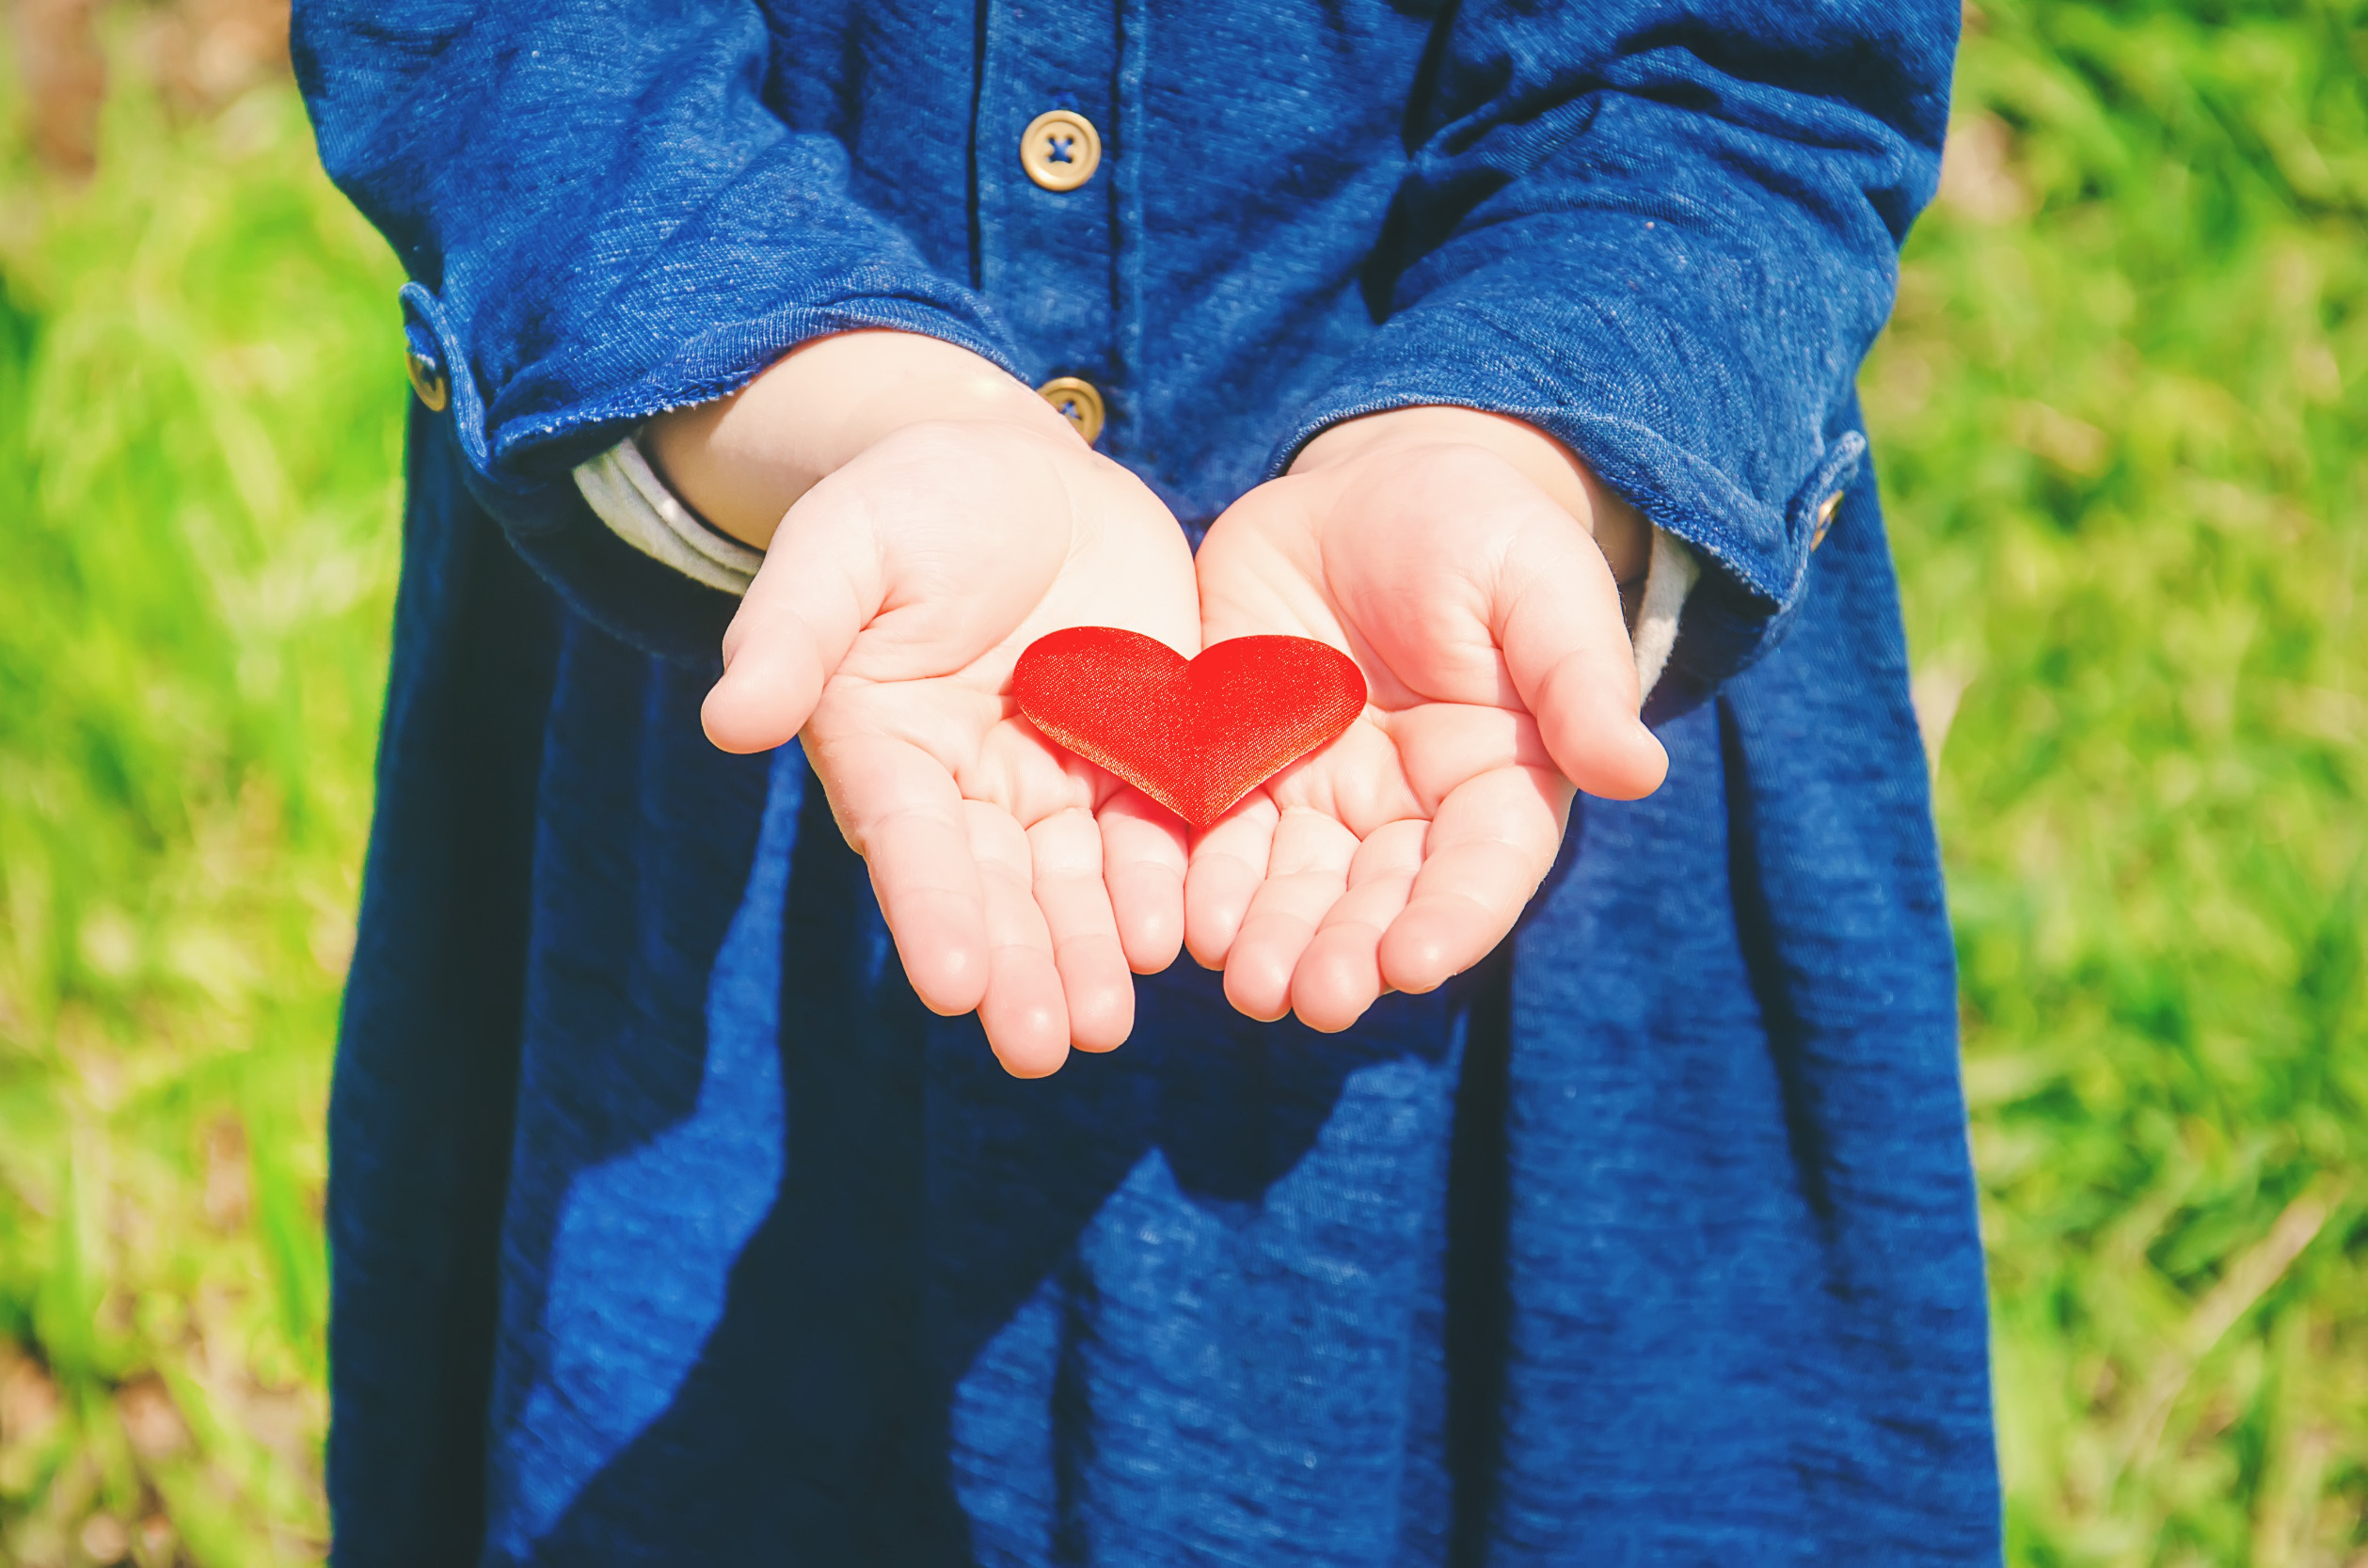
left=294, top=2, right=1999, bottom=1563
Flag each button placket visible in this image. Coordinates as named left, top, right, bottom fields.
left=977, top=2, right=1122, bottom=447
left=1035, top=375, right=1105, bottom=443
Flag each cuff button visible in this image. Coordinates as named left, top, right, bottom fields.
left=405, top=347, right=450, bottom=413
left=1810, top=489, right=1842, bottom=550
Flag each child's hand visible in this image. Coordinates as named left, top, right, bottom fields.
left=660, top=334, right=1200, bottom=1078
left=1185, top=407, right=1668, bottom=1032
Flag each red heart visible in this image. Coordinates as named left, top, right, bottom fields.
left=1014, top=627, right=1366, bottom=828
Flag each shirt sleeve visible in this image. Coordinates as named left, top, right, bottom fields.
left=291, top=2, right=1026, bottom=662
left=1270, top=0, right=1956, bottom=697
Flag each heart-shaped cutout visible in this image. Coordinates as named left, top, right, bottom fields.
left=1014, top=627, right=1366, bottom=828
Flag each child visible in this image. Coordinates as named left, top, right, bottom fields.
left=295, top=0, right=1999, bottom=1561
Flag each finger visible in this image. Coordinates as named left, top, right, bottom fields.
left=1288, top=817, right=1426, bottom=1034
left=1496, top=511, right=1669, bottom=800
left=820, top=734, right=991, bottom=1018
left=1376, top=767, right=1567, bottom=996
left=1184, top=792, right=1279, bottom=970
left=1222, top=808, right=1359, bottom=1023
left=702, top=484, right=882, bottom=754
left=970, top=801, right=1072, bottom=1078
left=1030, top=807, right=1135, bottom=1052
left=1100, top=788, right=1188, bottom=974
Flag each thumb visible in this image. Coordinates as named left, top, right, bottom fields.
left=1495, top=512, right=1669, bottom=801
left=701, top=483, right=882, bottom=754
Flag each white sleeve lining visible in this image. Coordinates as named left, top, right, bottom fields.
left=573, top=435, right=764, bottom=597
left=1630, top=528, right=1698, bottom=704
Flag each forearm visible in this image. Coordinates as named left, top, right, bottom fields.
left=642, top=330, right=1078, bottom=550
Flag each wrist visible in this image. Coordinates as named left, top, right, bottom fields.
left=643, top=330, right=1075, bottom=549
left=1291, top=405, right=1650, bottom=585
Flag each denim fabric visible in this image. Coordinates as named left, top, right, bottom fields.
left=299, top=4, right=1998, bottom=1563
left=294, top=0, right=1951, bottom=680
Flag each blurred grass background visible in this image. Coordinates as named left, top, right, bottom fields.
left=0, top=0, right=2360, bottom=1563
left=0, top=3, right=394, bottom=1561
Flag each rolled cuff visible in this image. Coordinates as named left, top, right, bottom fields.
left=397, top=284, right=1021, bottom=665
left=1266, top=307, right=1867, bottom=701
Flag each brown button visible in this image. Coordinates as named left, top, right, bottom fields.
left=405, top=348, right=450, bottom=413
left=1037, top=375, right=1105, bottom=444
left=1020, top=109, right=1101, bottom=192
left=1810, top=489, right=1842, bottom=550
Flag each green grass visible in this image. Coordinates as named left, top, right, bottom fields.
left=1874, top=1, right=2368, bottom=1561
left=0, top=47, right=403, bottom=1568
left=0, top=5, right=2362, bottom=1564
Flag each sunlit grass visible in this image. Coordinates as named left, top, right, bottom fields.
left=0, top=47, right=402, bottom=1568
left=0, top=3, right=2360, bottom=1564
left=1872, top=0, right=2368, bottom=1560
